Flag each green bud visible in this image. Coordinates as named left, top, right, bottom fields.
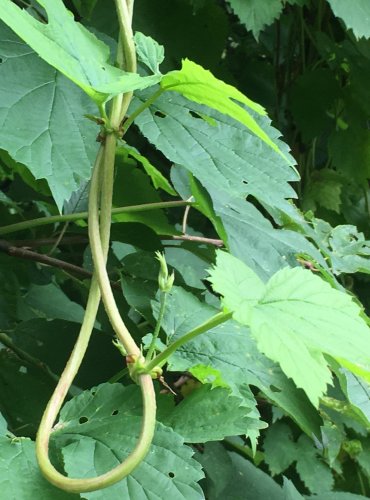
left=155, top=251, right=174, bottom=293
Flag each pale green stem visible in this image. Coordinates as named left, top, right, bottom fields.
left=0, top=200, right=191, bottom=236
left=122, top=88, right=164, bottom=134
left=146, top=291, right=167, bottom=360
left=89, top=137, right=140, bottom=357
left=35, top=148, right=108, bottom=493
left=145, top=311, right=232, bottom=373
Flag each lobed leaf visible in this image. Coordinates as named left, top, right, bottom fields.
left=327, top=0, right=370, bottom=39
left=161, top=59, right=282, bottom=153
left=157, top=286, right=322, bottom=437
left=0, top=0, right=160, bottom=104
left=209, top=251, right=370, bottom=406
left=53, top=383, right=204, bottom=499
left=226, top=0, right=284, bottom=39
left=0, top=23, right=99, bottom=209
left=161, top=384, right=266, bottom=443
left=0, top=437, right=75, bottom=499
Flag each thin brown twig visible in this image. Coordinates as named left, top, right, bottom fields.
left=0, top=239, right=121, bottom=290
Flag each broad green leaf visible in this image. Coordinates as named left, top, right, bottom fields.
left=226, top=0, right=284, bottom=39
left=263, top=423, right=334, bottom=494
left=195, top=441, right=275, bottom=499
left=0, top=23, right=98, bottom=209
left=53, top=383, right=204, bottom=499
left=209, top=251, right=370, bottom=405
left=132, top=89, right=327, bottom=279
left=0, top=0, right=160, bottom=104
left=194, top=442, right=234, bottom=499
left=0, top=437, right=76, bottom=499
left=135, top=32, right=164, bottom=74
left=263, top=423, right=296, bottom=475
left=118, top=145, right=176, bottom=195
left=161, top=384, right=266, bottom=443
left=161, top=59, right=282, bottom=153
left=22, top=282, right=87, bottom=325
left=294, top=435, right=334, bottom=494
left=207, top=250, right=265, bottom=322
left=327, top=0, right=370, bottom=39
left=159, top=287, right=322, bottom=437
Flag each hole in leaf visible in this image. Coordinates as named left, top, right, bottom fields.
left=154, top=110, right=166, bottom=118
left=91, top=391, right=96, bottom=396
left=79, top=416, right=89, bottom=424
left=111, top=409, right=119, bottom=416
left=188, top=110, right=203, bottom=120
left=168, top=472, right=175, bottom=478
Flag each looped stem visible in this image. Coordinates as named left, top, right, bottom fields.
left=36, top=370, right=156, bottom=493
left=36, top=1, right=157, bottom=493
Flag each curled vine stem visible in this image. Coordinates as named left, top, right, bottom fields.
left=36, top=0, right=157, bottom=493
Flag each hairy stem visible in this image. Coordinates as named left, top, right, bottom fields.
left=145, top=311, right=232, bottom=372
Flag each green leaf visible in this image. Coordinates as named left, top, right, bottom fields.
left=329, top=126, right=370, bottom=183
left=226, top=0, right=284, bottom=39
left=303, top=169, right=343, bottom=214
left=263, top=423, right=296, bottom=475
left=0, top=23, right=99, bottom=209
left=160, top=287, right=322, bottom=437
left=0, top=412, right=8, bottom=436
left=327, top=0, right=370, bottom=39
left=112, top=161, right=175, bottom=234
left=162, top=384, right=266, bottom=443
left=282, top=477, right=305, bottom=500
left=53, top=383, right=204, bottom=499
left=189, top=365, right=229, bottom=388
left=132, top=89, right=324, bottom=279
left=0, top=348, right=55, bottom=437
left=135, top=32, right=164, bottom=74
left=22, top=282, right=88, bottom=325
left=0, top=0, right=160, bottom=104
left=118, top=145, right=176, bottom=195
left=194, top=442, right=234, bottom=499
left=263, top=423, right=334, bottom=494
left=294, top=435, right=334, bottom=494
left=0, top=437, right=76, bottom=499
left=209, top=251, right=370, bottom=406
left=161, top=59, right=282, bottom=154
left=328, top=226, right=370, bottom=274
left=339, top=368, right=370, bottom=423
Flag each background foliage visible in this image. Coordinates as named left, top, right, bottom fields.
left=0, top=0, right=370, bottom=498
